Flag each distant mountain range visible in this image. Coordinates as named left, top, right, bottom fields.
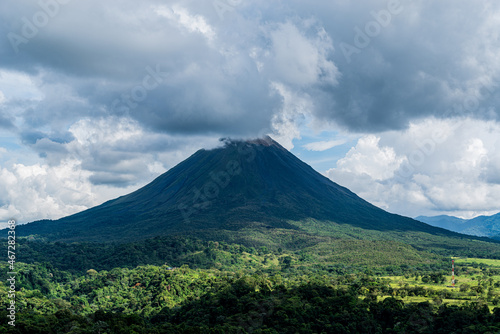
left=416, top=213, right=500, bottom=240
left=11, top=136, right=458, bottom=243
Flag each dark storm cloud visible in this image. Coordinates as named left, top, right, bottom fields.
left=88, top=173, right=138, bottom=187
left=230, top=0, right=500, bottom=132
left=1, top=0, right=499, bottom=144
left=0, top=0, right=285, bottom=138
left=308, top=0, right=500, bottom=131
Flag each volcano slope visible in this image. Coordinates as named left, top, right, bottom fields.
left=10, top=136, right=500, bottom=262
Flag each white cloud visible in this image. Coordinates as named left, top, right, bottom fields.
left=269, top=82, right=312, bottom=150
left=0, top=160, right=92, bottom=223
left=326, top=118, right=500, bottom=218
left=61, top=116, right=217, bottom=186
left=0, top=155, right=168, bottom=225
left=264, top=21, right=338, bottom=87
left=70, top=117, right=143, bottom=146
left=334, top=135, right=403, bottom=181
left=303, top=139, right=347, bottom=151
left=155, top=5, right=215, bottom=42
left=0, top=70, right=43, bottom=101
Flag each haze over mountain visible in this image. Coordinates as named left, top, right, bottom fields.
left=9, top=136, right=466, bottom=243
left=417, top=213, right=500, bottom=240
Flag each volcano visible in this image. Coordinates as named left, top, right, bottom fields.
left=15, top=136, right=455, bottom=242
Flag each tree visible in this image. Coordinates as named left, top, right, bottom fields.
left=87, top=269, right=98, bottom=277
left=281, top=256, right=292, bottom=269
left=470, top=285, right=484, bottom=297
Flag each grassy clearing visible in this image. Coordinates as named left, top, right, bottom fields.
left=454, top=257, right=500, bottom=266
left=376, top=257, right=500, bottom=308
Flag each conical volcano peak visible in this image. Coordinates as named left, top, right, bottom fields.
left=12, top=131, right=451, bottom=242
left=219, top=135, right=284, bottom=149
left=246, top=135, right=282, bottom=147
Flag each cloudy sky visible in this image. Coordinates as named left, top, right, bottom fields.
left=1, top=0, right=500, bottom=227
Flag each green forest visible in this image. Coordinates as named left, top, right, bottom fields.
left=2, top=233, right=500, bottom=333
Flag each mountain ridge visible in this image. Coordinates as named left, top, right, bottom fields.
left=417, top=212, right=500, bottom=240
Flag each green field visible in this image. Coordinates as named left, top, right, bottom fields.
left=454, top=257, right=500, bottom=266
left=377, top=257, right=500, bottom=310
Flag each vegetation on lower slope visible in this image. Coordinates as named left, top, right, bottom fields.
left=291, top=219, right=500, bottom=259
left=8, top=235, right=441, bottom=276
left=11, top=218, right=500, bottom=276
